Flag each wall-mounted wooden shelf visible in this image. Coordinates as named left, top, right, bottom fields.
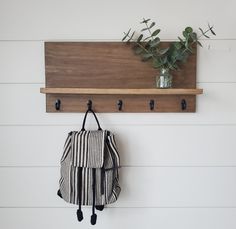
left=40, top=88, right=203, bottom=95
left=41, top=42, right=201, bottom=113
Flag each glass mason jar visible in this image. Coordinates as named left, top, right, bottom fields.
left=156, top=68, right=173, bottom=88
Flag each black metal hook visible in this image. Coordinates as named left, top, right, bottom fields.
left=181, top=99, right=187, bottom=110
left=55, top=99, right=61, bottom=110
left=87, top=100, right=92, bottom=110
left=117, top=100, right=123, bottom=111
left=149, top=100, right=155, bottom=110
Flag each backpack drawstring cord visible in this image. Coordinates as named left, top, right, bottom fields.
left=77, top=167, right=83, bottom=222
left=91, top=168, right=97, bottom=225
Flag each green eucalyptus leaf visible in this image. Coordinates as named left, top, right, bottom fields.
left=159, top=47, right=169, bottom=55
left=176, top=53, right=184, bottom=61
left=134, top=47, right=144, bottom=54
left=137, top=34, right=143, bottom=42
left=153, top=59, right=163, bottom=68
left=178, top=36, right=185, bottom=45
left=144, top=40, right=152, bottom=49
left=143, top=36, right=151, bottom=41
left=151, top=29, right=161, bottom=36
left=210, top=28, right=216, bottom=36
left=142, top=53, right=153, bottom=61
left=154, top=37, right=160, bottom=42
left=141, top=28, right=149, bottom=32
left=142, top=53, right=153, bottom=58
left=162, top=56, right=167, bottom=64
left=186, top=46, right=193, bottom=53
left=208, top=24, right=216, bottom=36
left=182, top=30, right=188, bottom=38
left=197, top=41, right=203, bottom=47
left=127, top=31, right=135, bottom=42
left=190, top=32, right=197, bottom=41
left=171, top=49, right=178, bottom=59
left=149, top=22, right=155, bottom=29
left=185, top=39, right=189, bottom=48
left=199, top=27, right=204, bottom=35
left=203, top=33, right=210, bottom=38
left=150, top=38, right=160, bottom=48
left=174, top=42, right=182, bottom=49
left=185, top=27, right=193, bottom=33
left=122, top=28, right=131, bottom=41
left=140, top=18, right=151, bottom=24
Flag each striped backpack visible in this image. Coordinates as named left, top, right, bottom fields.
left=57, top=108, right=121, bottom=225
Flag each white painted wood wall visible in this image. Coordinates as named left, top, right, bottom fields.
left=0, top=0, right=236, bottom=228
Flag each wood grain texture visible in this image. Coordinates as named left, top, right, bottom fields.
left=45, top=42, right=196, bottom=88
left=44, top=42, right=197, bottom=112
left=40, top=88, right=203, bottom=95
left=46, top=94, right=196, bottom=112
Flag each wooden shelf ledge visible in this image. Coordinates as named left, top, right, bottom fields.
left=40, top=88, right=203, bottom=95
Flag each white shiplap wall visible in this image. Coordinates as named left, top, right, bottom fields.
left=0, top=0, right=236, bottom=228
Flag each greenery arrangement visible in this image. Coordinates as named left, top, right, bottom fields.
left=122, top=18, right=216, bottom=71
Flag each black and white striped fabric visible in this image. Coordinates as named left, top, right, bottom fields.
left=58, top=109, right=121, bottom=225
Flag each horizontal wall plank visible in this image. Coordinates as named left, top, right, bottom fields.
left=0, top=83, right=236, bottom=125
left=0, top=167, right=236, bottom=207
left=0, top=41, right=44, bottom=83
left=198, top=40, right=236, bottom=83
left=0, top=40, right=236, bottom=83
left=0, top=208, right=236, bottom=229
left=0, top=0, right=234, bottom=40
left=0, top=125, right=236, bottom=166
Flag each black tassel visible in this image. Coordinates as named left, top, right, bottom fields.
left=77, top=167, right=83, bottom=222
left=91, top=213, right=97, bottom=225
left=77, top=209, right=83, bottom=222
left=95, top=205, right=104, bottom=211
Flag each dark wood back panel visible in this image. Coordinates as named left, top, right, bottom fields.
left=45, top=42, right=196, bottom=89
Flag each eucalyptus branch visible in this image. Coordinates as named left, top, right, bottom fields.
left=143, top=19, right=154, bottom=41
left=123, top=32, right=149, bottom=53
left=198, top=28, right=211, bottom=39
left=122, top=19, right=216, bottom=72
left=197, top=26, right=215, bottom=40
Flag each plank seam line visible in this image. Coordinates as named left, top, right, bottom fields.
left=1, top=124, right=236, bottom=127
left=0, top=165, right=236, bottom=168
left=0, top=38, right=235, bottom=41
left=1, top=82, right=236, bottom=85
left=0, top=206, right=236, bottom=209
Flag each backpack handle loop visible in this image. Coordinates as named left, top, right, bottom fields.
left=81, top=108, right=102, bottom=131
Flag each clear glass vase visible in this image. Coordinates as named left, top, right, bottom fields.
left=156, top=68, right=172, bottom=88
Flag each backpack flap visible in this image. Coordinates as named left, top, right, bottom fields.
left=70, top=130, right=105, bottom=168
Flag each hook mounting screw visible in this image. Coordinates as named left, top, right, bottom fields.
left=181, top=99, right=187, bottom=110
left=149, top=100, right=155, bottom=111
left=117, top=100, right=123, bottom=111
left=55, top=99, right=61, bottom=111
